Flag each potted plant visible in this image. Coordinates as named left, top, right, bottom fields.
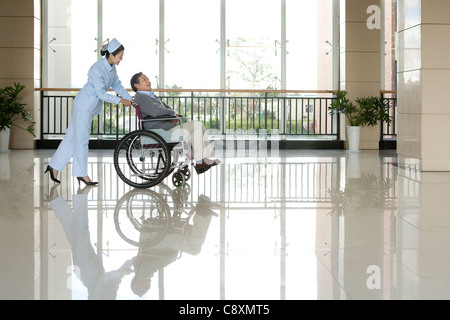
left=0, top=82, right=35, bottom=152
left=328, top=90, right=392, bottom=152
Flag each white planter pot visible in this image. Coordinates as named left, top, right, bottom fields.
left=0, top=128, right=11, bottom=153
left=347, top=126, right=362, bottom=153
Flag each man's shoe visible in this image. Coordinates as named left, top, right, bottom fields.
left=204, top=158, right=221, bottom=166
left=194, top=162, right=212, bottom=174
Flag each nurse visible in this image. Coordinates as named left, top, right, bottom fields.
left=45, top=38, right=133, bottom=186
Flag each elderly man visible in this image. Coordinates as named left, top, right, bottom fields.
left=130, top=72, right=220, bottom=174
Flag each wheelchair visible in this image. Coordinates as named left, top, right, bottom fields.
left=113, top=104, right=193, bottom=189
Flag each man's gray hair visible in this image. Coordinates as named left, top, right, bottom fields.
left=130, top=72, right=143, bottom=92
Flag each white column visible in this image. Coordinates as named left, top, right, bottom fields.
left=397, top=0, right=450, bottom=171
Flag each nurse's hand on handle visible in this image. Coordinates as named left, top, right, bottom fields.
left=120, top=98, right=133, bottom=107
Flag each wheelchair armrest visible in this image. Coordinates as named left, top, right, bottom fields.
left=140, top=115, right=185, bottom=128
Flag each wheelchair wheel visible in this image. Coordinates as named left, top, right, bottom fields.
left=114, top=130, right=172, bottom=189
left=172, top=171, right=185, bottom=188
left=180, top=165, right=191, bottom=181
left=113, top=188, right=171, bottom=247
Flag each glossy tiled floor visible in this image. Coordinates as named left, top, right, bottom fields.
left=1, top=147, right=450, bottom=300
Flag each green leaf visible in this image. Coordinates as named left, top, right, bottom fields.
left=0, top=82, right=35, bottom=137
left=329, top=90, right=392, bottom=127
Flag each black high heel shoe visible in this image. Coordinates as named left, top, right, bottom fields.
left=77, top=177, right=98, bottom=186
left=44, top=165, right=60, bottom=183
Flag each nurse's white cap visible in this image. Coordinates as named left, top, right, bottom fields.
left=106, top=38, right=122, bottom=53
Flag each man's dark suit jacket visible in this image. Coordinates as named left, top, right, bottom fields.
left=134, top=92, right=177, bottom=130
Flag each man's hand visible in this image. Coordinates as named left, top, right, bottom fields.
left=171, top=114, right=182, bottom=124
left=120, top=98, right=132, bottom=107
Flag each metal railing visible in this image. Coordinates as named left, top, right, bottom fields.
left=37, top=88, right=397, bottom=145
left=37, top=89, right=339, bottom=141
left=381, top=90, right=397, bottom=140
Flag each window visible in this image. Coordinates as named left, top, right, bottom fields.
left=103, top=0, right=159, bottom=90
left=44, top=1, right=335, bottom=91
left=165, top=0, right=220, bottom=89
left=226, top=0, right=280, bottom=89
left=286, top=0, right=333, bottom=90
left=46, top=0, right=97, bottom=88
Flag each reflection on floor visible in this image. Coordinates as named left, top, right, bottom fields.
left=1, top=148, right=450, bottom=300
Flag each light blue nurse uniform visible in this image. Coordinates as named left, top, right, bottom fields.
left=49, top=39, right=132, bottom=178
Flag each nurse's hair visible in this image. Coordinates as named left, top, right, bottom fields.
left=100, top=45, right=125, bottom=58
left=130, top=72, right=143, bottom=92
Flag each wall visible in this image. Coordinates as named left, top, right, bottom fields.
left=397, top=0, right=450, bottom=171
left=0, top=0, right=40, bottom=149
left=340, top=0, right=381, bottom=150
